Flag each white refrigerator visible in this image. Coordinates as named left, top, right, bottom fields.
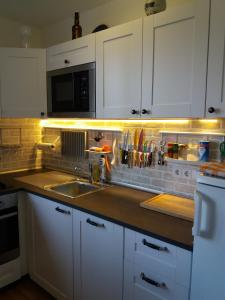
left=191, top=174, right=225, bottom=300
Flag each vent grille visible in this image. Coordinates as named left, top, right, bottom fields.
left=61, top=131, right=87, bottom=159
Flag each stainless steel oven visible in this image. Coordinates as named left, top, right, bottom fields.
left=47, top=62, right=96, bottom=118
left=0, top=193, right=19, bottom=266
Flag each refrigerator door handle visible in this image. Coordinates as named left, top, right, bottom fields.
left=192, top=190, right=203, bottom=236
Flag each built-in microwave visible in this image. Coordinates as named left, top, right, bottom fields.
left=47, top=62, right=95, bottom=118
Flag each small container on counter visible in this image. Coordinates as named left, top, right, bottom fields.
left=172, top=143, right=179, bottom=159
left=199, top=141, right=210, bottom=162
left=167, top=143, right=174, bottom=158
left=178, top=144, right=188, bottom=160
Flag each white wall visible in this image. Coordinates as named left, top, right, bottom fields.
left=43, top=0, right=191, bottom=47
left=0, top=16, right=43, bottom=48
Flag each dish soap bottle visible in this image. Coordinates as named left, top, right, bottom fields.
left=99, top=155, right=106, bottom=183
left=72, top=11, right=82, bottom=39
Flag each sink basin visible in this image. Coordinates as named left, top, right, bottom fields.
left=45, top=179, right=106, bottom=198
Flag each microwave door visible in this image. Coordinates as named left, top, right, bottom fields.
left=51, top=73, right=74, bottom=112
left=74, top=70, right=89, bottom=112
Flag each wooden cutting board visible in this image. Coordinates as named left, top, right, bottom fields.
left=140, top=194, right=194, bottom=221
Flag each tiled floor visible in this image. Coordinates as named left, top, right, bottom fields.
left=0, top=276, right=54, bottom=300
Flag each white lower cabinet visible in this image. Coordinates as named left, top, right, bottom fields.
left=26, top=194, right=192, bottom=300
left=73, top=210, right=124, bottom=300
left=27, top=194, right=73, bottom=300
left=123, top=229, right=192, bottom=300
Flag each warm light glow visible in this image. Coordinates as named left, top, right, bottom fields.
left=198, top=119, right=218, bottom=123
left=40, top=118, right=191, bottom=129
left=40, top=119, right=219, bottom=130
left=40, top=119, right=122, bottom=131
left=122, top=119, right=190, bottom=124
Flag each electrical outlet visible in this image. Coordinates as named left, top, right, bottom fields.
left=172, top=167, right=182, bottom=178
left=182, top=168, right=192, bottom=179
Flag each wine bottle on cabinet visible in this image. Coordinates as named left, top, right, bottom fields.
left=72, top=11, right=82, bottom=39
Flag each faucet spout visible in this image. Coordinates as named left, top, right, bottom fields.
left=88, top=162, right=93, bottom=184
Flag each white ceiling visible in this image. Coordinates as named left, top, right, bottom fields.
left=0, top=0, right=112, bottom=27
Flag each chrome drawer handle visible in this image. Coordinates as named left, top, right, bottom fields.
left=86, top=218, right=105, bottom=228
left=140, top=273, right=166, bottom=288
left=142, top=239, right=168, bottom=251
left=55, top=207, right=71, bottom=215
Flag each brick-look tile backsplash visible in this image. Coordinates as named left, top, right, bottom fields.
left=42, top=120, right=225, bottom=198
left=0, top=119, right=224, bottom=198
left=0, top=119, right=42, bottom=172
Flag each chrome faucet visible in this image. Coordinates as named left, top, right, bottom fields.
left=88, top=162, right=93, bottom=184
left=74, top=163, right=93, bottom=184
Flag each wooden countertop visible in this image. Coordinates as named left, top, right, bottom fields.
left=0, top=169, right=193, bottom=250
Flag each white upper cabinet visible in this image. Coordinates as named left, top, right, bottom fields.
left=47, top=34, right=95, bottom=71
left=206, top=0, right=225, bottom=118
left=96, top=19, right=142, bottom=118
left=142, top=0, right=210, bottom=118
left=0, top=48, right=47, bottom=118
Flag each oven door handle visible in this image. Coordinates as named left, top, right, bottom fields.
left=0, top=211, right=18, bottom=220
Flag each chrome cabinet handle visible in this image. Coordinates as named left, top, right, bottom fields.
left=55, top=207, right=71, bottom=215
left=140, top=273, right=166, bottom=288
left=142, top=239, right=168, bottom=251
left=86, top=218, right=105, bottom=228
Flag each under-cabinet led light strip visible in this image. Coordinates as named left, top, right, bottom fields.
left=40, top=119, right=218, bottom=130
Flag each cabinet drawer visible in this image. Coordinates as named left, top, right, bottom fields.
left=47, top=34, right=95, bottom=71
left=125, top=229, right=192, bottom=288
left=124, top=261, right=189, bottom=300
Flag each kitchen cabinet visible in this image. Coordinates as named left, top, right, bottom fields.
left=27, top=194, right=73, bottom=300
left=123, top=229, right=192, bottom=300
left=142, top=0, right=210, bottom=118
left=206, top=0, right=225, bottom=118
left=47, top=34, right=95, bottom=71
left=96, top=19, right=142, bottom=118
left=73, top=210, right=124, bottom=300
left=0, top=48, right=46, bottom=118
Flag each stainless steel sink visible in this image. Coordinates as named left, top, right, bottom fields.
left=45, top=179, right=106, bottom=198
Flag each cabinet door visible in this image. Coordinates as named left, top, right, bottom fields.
left=0, top=48, right=47, bottom=118
left=73, top=210, right=123, bottom=300
left=142, top=0, right=210, bottom=118
left=27, top=194, right=73, bottom=300
left=124, top=229, right=191, bottom=300
left=96, top=19, right=142, bottom=118
left=206, top=0, right=225, bottom=118
left=47, top=34, right=96, bottom=71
